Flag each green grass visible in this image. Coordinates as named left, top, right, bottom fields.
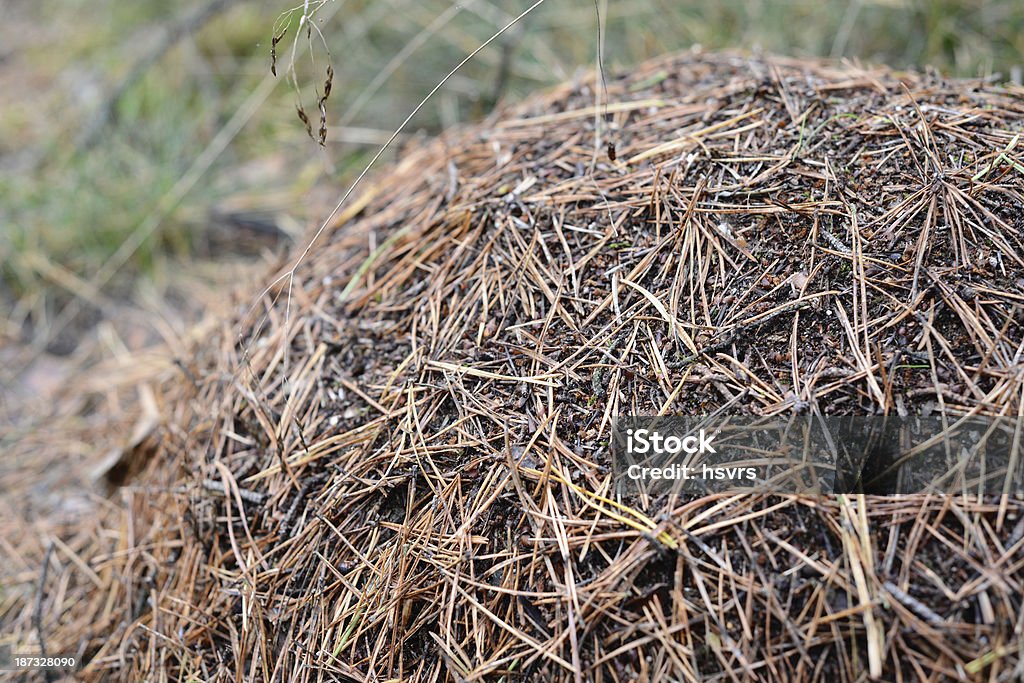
left=2, top=0, right=1022, bottom=338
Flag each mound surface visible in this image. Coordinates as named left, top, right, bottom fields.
left=9, top=50, right=1024, bottom=681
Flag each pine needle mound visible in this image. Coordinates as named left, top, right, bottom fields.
left=10, top=50, right=1024, bottom=681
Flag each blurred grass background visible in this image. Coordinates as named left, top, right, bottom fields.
left=1, top=0, right=1023, bottom=354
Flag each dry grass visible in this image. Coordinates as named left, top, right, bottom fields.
left=3, top=49, right=1024, bottom=681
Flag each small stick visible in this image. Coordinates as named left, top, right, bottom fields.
left=202, top=478, right=266, bottom=505
left=883, top=580, right=945, bottom=627
left=34, top=541, right=55, bottom=682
